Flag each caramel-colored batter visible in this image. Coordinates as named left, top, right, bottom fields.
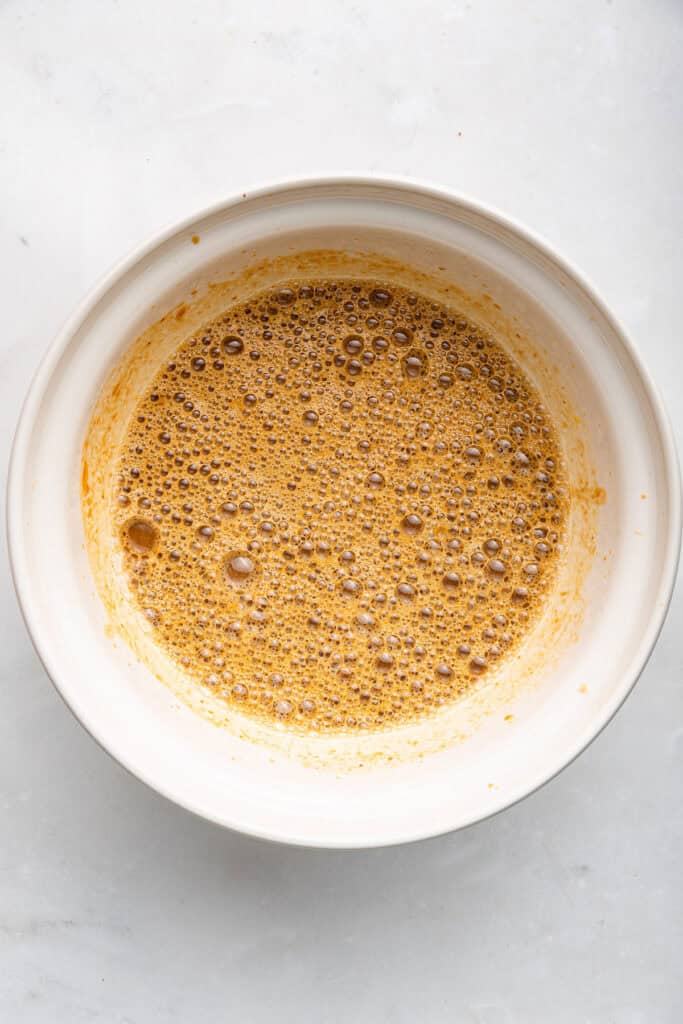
left=113, top=279, right=568, bottom=732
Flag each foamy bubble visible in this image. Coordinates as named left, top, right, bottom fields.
left=123, top=517, right=158, bottom=553
left=224, top=552, right=256, bottom=582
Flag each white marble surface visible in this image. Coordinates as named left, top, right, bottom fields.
left=1, top=1, right=681, bottom=1020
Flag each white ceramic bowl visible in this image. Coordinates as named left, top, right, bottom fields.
left=8, top=177, right=680, bottom=847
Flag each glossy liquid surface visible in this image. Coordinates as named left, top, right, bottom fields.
left=114, top=280, right=568, bottom=732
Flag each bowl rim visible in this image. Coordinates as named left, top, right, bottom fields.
left=7, top=174, right=682, bottom=848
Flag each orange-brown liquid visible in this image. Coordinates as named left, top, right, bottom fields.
left=114, top=280, right=568, bottom=732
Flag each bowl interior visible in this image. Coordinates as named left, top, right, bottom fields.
left=9, top=181, right=679, bottom=846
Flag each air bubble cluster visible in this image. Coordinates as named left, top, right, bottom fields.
left=114, top=279, right=567, bottom=733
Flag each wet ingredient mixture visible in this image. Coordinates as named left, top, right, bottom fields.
left=113, top=279, right=568, bottom=733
